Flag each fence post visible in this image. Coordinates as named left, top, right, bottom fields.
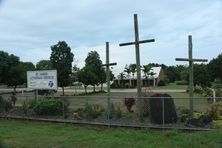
left=162, top=97, right=165, bottom=128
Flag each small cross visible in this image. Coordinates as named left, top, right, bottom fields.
left=175, top=35, right=208, bottom=118
left=102, top=42, right=117, bottom=121
left=119, top=14, right=155, bottom=121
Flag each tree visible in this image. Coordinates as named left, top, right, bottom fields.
left=193, top=64, right=211, bottom=88
left=0, top=52, right=23, bottom=92
left=36, top=60, right=53, bottom=70
left=77, top=66, right=97, bottom=93
left=124, top=64, right=131, bottom=87
left=99, top=67, right=106, bottom=91
left=180, top=64, right=211, bottom=88
left=142, top=64, right=152, bottom=86
left=0, top=51, right=11, bottom=83
left=20, top=62, right=35, bottom=86
left=208, top=53, right=222, bottom=82
left=129, top=64, right=137, bottom=86
left=84, top=51, right=103, bottom=92
left=118, top=72, right=126, bottom=87
left=70, top=65, right=80, bottom=86
left=50, top=41, right=74, bottom=95
left=164, top=65, right=185, bottom=83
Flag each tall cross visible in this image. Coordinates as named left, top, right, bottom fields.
left=102, top=42, right=117, bottom=121
left=175, top=35, right=208, bottom=118
left=119, top=14, right=155, bottom=121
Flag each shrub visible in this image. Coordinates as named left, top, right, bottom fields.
left=202, top=88, right=213, bottom=98
left=210, top=101, right=222, bottom=120
left=33, top=99, right=68, bottom=115
left=22, top=99, right=35, bottom=115
left=0, top=96, right=12, bottom=112
left=124, top=97, right=135, bottom=112
left=37, top=90, right=57, bottom=96
left=177, top=107, right=190, bottom=122
left=109, top=103, right=122, bottom=119
left=211, top=120, right=222, bottom=129
left=75, top=103, right=105, bottom=119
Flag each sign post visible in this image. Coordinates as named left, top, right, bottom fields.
left=27, top=70, right=58, bottom=99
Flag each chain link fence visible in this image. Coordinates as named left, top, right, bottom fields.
left=0, top=91, right=221, bottom=129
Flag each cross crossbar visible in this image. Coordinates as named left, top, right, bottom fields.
left=119, top=39, right=155, bottom=46
left=102, top=62, right=117, bottom=67
left=175, top=58, right=208, bottom=62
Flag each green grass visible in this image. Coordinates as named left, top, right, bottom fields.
left=154, top=83, right=188, bottom=90
left=0, top=120, right=222, bottom=148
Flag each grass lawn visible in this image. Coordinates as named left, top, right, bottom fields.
left=153, top=83, right=188, bottom=90
left=0, top=120, right=222, bottom=148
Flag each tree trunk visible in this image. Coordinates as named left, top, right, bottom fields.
left=62, top=86, right=65, bottom=96
left=93, top=85, right=95, bottom=92
left=13, top=85, right=17, bottom=94
left=101, top=83, right=103, bottom=91
left=84, top=86, right=87, bottom=93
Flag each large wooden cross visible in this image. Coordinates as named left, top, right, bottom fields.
left=119, top=14, right=155, bottom=121
left=175, top=35, right=208, bottom=118
left=102, top=42, right=117, bottom=121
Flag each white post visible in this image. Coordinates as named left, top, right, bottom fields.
left=153, top=77, right=155, bottom=87
left=213, top=89, right=216, bottom=103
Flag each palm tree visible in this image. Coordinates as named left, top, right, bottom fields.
left=118, top=72, right=126, bottom=87
left=129, top=64, right=137, bottom=86
left=142, top=64, right=152, bottom=87
left=124, top=64, right=131, bottom=87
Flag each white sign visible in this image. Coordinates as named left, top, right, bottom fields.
left=27, top=70, right=58, bottom=90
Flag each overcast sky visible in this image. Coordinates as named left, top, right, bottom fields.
left=0, top=0, right=221, bottom=75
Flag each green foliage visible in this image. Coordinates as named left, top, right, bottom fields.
left=164, top=65, right=185, bottom=83
left=74, top=104, right=105, bottom=119
left=77, top=66, right=97, bottom=93
left=202, top=88, right=213, bottom=98
left=0, top=51, right=35, bottom=91
left=124, top=97, right=135, bottom=112
left=193, top=64, right=211, bottom=88
left=211, top=120, right=222, bottom=129
left=78, top=51, right=107, bottom=92
left=210, top=101, right=222, bottom=120
left=37, top=90, right=57, bottom=96
left=0, top=96, right=12, bottom=112
left=85, top=51, right=105, bottom=91
left=129, top=64, right=137, bottom=80
left=177, top=107, right=189, bottom=122
left=36, top=60, right=53, bottom=70
left=32, top=99, right=68, bottom=115
left=80, top=103, right=105, bottom=119
left=50, top=41, right=74, bottom=95
left=208, top=53, right=222, bottom=82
